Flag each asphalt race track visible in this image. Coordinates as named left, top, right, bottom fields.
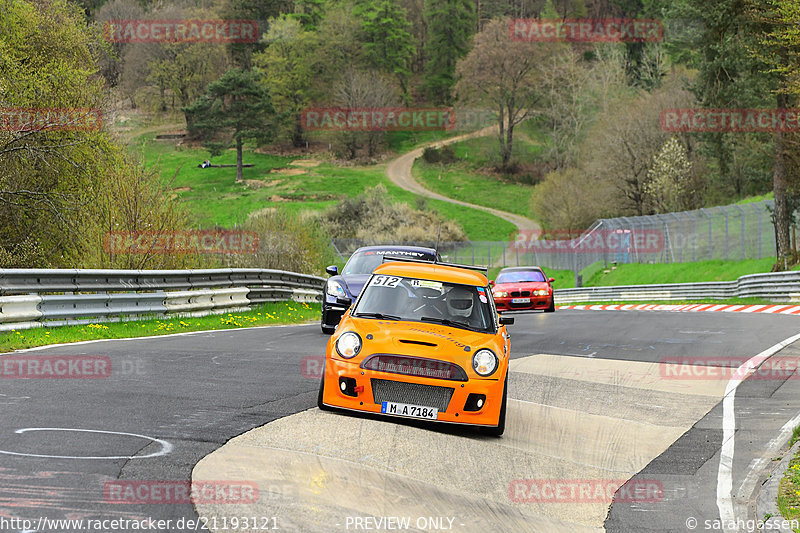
left=1, top=311, right=799, bottom=532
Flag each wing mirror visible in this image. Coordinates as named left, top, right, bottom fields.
left=326, top=265, right=339, bottom=276
left=489, top=280, right=494, bottom=287
left=548, top=278, right=555, bottom=283
left=336, top=296, right=353, bottom=307
left=499, top=316, right=515, bottom=325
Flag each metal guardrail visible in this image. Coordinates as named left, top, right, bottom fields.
left=0, top=268, right=324, bottom=332
left=555, top=271, right=800, bottom=304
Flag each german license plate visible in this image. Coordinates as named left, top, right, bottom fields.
left=381, top=401, right=438, bottom=420
left=512, top=297, right=530, bottom=303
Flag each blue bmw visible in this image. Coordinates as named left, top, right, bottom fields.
left=321, top=245, right=440, bottom=333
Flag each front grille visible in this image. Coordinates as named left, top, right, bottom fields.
left=510, top=301, right=533, bottom=308
left=371, top=378, right=454, bottom=412
left=510, top=290, right=531, bottom=297
left=362, top=354, right=468, bottom=381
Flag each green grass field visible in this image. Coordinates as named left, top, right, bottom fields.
left=132, top=134, right=516, bottom=240
left=584, top=258, right=783, bottom=286
left=411, top=131, right=542, bottom=220
left=0, top=301, right=319, bottom=352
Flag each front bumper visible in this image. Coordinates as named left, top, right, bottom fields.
left=494, top=295, right=551, bottom=311
left=320, top=357, right=505, bottom=426
left=321, top=294, right=348, bottom=327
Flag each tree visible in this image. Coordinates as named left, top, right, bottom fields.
left=254, top=15, right=318, bottom=147
left=580, top=74, right=697, bottom=216
left=455, top=18, right=567, bottom=171
left=423, top=0, right=475, bottom=104
left=355, top=0, right=416, bottom=100
left=0, top=0, right=189, bottom=268
left=751, top=0, right=800, bottom=267
left=331, top=70, right=401, bottom=159
left=222, top=0, right=293, bottom=68
left=645, top=137, right=693, bottom=213
left=184, top=69, right=277, bottom=182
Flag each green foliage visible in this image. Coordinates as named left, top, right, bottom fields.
left=421, top=145, right=458, bottom=164
left=230, top=210, right=336, bottom=273
left=254, top=15, right=319, bottom=146
left=184, top=69, right=277, bottom=181
left=0, top=0, right=189, bottom=268
left=354, top=0, right=416, bottom=98
left=320, top=184, right=467, bottom=243
left=422, top=0, right=475, bottom=104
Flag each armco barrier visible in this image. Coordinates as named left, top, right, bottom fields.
left=0, top=268, right=324, bottom=331
left=555, top=271, right=800, bottom=304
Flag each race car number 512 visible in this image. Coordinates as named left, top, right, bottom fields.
left=381, top=401, right=438, bottom=420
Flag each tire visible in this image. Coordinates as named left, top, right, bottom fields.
left=544, top=298, right=555, bottom=313
left=317, top=370, right=332, bottom=411
left=481, top=374, right=507, bottom=437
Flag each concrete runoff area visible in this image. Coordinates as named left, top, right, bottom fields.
left=193, top=354, right=730, bottom=532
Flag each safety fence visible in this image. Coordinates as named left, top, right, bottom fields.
left=0, top=268, right=324, bottom=332
left=554, top=271, right=800, bottom=304
left=332, top=200, right=779, bottom=278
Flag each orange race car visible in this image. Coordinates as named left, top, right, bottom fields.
left=318, top=257, right=514, bottom=436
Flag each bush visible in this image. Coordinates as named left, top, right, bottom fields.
left=227, top=209, right=336, bottom=274
left=321, top=185, right=467, bottom=243
left=422, top=146, right=458, bottom=165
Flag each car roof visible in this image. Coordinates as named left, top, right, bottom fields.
left=374, top=261, right=488, bottom=286
left=498, top=266, right=544, bottom=272
left=354, top=245, right=437, bottom=254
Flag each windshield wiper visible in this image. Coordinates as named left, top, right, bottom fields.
left=420, top=316, right=483, bottom=332
left=353, top=312, right=402, bottom=321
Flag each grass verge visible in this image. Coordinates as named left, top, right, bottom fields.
left=777, top=444, right=800, bottom=526
left=0, top=301, right=319, bottom=352
left=585, top=258, right=784, bottom=286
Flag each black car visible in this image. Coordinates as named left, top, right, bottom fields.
left=320, top=245, right=440, bottom=333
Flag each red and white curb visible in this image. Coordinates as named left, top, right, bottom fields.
left=557, top=303, right=800, bottom=314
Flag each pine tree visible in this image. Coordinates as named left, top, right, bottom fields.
left=423, top=0, right=475, bottom=105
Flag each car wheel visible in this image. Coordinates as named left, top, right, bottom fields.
left=317, top=371, right=332, bottom=411
left=481, top=374, right=507, bottom=437
left=544, top=299, right=555, bottom=313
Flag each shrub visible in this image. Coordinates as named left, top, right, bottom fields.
left=321, top=185, right=467, bottom=243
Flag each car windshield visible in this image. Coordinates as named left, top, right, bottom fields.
left=353, top=275, right=495, bottom=333
left=496, top=270, right=546, bottom=283
left=343, top=250, right=435, bottom=275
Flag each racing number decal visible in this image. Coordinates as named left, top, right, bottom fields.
left=371, top=275, right=401, bottom=288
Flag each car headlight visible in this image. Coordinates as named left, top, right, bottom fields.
left=493, top=291, right=508, bottom=298
left=536, top=289, right=549, bottom=296
left=336, top=332, right=362, bottom=359
left=472, top=349, right=498, bottom=377
left=327, top=280, right=347, bottom=298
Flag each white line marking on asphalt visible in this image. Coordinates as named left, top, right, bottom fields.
left=0, top=428, right=173, bottom=459
left=717, top=332, right=800, bottom=533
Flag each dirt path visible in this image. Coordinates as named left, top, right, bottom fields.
left=385, top=126, right=540, bottom=232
